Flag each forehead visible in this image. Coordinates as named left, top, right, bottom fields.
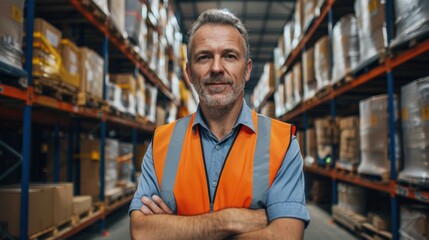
left=191, top=24, right=245, bottom=52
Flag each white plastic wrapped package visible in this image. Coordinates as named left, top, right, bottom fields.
left=283, top=21, right=295, bottom=59
left=332, top=14, right=360, bottom=84
left=303, top=47, right=317, bottom=101
left=399, top=76, right=429, bottom=187
left=393, top=0, right=429, bottom=42
left=358, top=95, right=401, bottom=177
left=314, top=35, right=331, bottom=90
left=354, top=0, right=387, bottom=65
left=400, top=205, right=429, bottom=240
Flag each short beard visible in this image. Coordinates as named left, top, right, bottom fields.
left=195, top=75, right=245, bottom=115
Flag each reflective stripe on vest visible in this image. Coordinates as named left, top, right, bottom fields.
left=153, top=111, right=294, bottom=215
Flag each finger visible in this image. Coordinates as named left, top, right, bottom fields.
left=140, top=204, right=153, bottom=215
left=152, top=195, right=173, bottom=214
left=141, top=196, right=163, bottom=214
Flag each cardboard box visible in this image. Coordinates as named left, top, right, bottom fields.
left=108, top=0, right=126, bottom=38
left=33, top=18, right=62, bottom=49
left=60, top=39, right=80, bottom=88
left=110, top=74, right=136, bottom=96
left=314, top=35, right=331, bottom=89
left=31, top=183, right=73, bottom=225
left=0, top=0, right=24, bottom=68
left=293, top=62, right=303, bottom=104
left=79, top=47, right=104, bottom=100
left=156, top=105, right=167, bottom=126
left=0, top=187, right=54, bottom=238
left=73, top=195, right=92, bottom=215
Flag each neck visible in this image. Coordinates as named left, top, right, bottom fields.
left=200, top=99, right=243, bottom=140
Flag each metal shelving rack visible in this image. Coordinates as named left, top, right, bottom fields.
left=268, top=1, right=429, bottom=240
left=0, top=0, right=181, bottom=239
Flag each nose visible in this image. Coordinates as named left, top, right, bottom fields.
left=210, top=55, right=224, bottom=75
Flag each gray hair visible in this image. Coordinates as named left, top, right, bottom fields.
left=187, top=9, right=251, bottom=63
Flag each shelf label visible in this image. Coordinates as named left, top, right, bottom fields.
left=397, top=186, right=409, bottom=196
left=415, top=192, right=429, bottom=203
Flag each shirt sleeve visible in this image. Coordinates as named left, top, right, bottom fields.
left=128, top=142, right=161, bottom=215
left=266, top=136, right=311, bottom=226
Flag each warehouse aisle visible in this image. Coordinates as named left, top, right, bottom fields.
left=70, top=203, right=358, bottom=239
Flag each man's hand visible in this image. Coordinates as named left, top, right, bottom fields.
left=140, top=195, right=173, bottom=215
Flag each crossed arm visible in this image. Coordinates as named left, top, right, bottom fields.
left=130, top=195, right=304, bottom=240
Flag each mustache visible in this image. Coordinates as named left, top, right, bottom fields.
left=202, top=76, right=233, bottom=84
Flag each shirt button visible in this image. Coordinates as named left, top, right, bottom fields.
left=215, top=145, right=220, bottom=150
left=212, top=181, right=217, bottom=187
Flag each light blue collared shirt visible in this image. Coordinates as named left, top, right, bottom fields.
left=129, top=100, right=310, bottom=225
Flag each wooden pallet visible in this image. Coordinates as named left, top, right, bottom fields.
left=332, top=73, right=353, bottom=89
left=71, top=207, right=95, bottom=226
left=390, top=26, right=429, bottom=51
left=34, top=78, right=77, bottom=104
left=332, top=205, right=367, bottom=235
left=315, top=85, right=332, bottom=99
left=361, top=222, right=392, bottom=240
left=105, top=187, right=125, bottom=206
left=29, top=225, right=56, bottom=240
left=77, top=92, right=104, bottom=108
left=359, top=172, right=391, bottom=184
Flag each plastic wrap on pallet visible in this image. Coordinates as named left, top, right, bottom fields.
left=315, top=117, right=340, bottom=163
left=337, top=116, right=360, bottom=171
left=136, top=73, right=146, bottom=117
left=0, top=0, right=24, bottom=71
left=400, top=205, right=429, bottom=240
left=303, top=48, right=316, bottom=101
left=393, top=0, right=429, bottom=42
left=108, top=0, right=127, bottom=38
left=148, top=27, right=159, bottom=71
left=293, top=62, right=303, bottom=106
left=80, top=138, right=119, bottom=202
left=110, top=73, right=136, bottom=96
left=283, top=21, right=295, bottom=59
left=338, top=182, right=366, bottom=214
left=332, top=14, right=360, bottom=84
left=273, top=47, right=284, bottom=86
left=125, top=0, right=143, bottom=45
left=32, top=18, right=62, bottom=80
left=106, top=80, right=126, bottom=113
left=91, top=0, right=110, bottom=16
left=355, top=0, right=387, bottom=65
left=79, top=47, right=104, bottom=101
left=314, top=35, right=331, bottom=90
left=285, top=71, right=295, bottom=111
left=274, top=83, right=286, bottom=117
left=399, top=76, right=429, bottom=186
left=118, top=142, right=133, bottom=185
left=293, top=0, right=304, bottom=47
left=358, top=94, right=401, bottom=177
left=305, top=128, right=317, bottom=166
left=157, top=37, right=169, bottom=86
left=146, top=85, right=158, bottom=123
left=59, top=39, right=80, bottom=89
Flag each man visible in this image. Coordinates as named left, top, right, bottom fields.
left=130, top=9, right=310, bottom=239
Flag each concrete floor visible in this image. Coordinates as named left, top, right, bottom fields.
left=70, top=203, right=359, bottom=240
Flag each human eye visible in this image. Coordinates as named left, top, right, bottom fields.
left=224, top=53, right=238, bottom=60
left=196, top=54, right=211, bottom=62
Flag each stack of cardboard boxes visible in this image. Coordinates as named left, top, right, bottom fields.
left=337, top=116, right=360, bottom=171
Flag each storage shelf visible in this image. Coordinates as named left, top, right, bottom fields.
left=0, top=84, right=154, bottom=132
left=69, top=0, right=180, bottom=107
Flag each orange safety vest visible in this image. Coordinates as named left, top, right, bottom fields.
left=152, top=110, right=296, bottom=215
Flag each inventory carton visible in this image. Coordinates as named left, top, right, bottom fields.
left=31, top=183, right=74, bottom=226
left=60, top=39, right=80, bottom=88
left=73, top=195, right=92, bottom=215
left=0, top=187, right=54, bottom=238
left=33, top=18, right=62, bottom=49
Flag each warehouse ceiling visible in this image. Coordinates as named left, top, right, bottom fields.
left=173, top=0, right=295, bottom=95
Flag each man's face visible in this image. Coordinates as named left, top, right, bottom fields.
left=186, top=24, right=252, bottom=109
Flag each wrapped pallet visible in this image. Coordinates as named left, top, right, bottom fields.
left=337, top=183, right=366, bottom=214
left=303, top=0, right=318, bottom=32
left=293, top=62, right=303, bottom=105
left=393, top=0, right=429, bottom=43
left=91, top=0, right=110, bottom=17
left=358, top=95, right=401, bottom=178
left=400, top=205, right=429, bottom=240
left=32, top=18, right=62, bottom=81
left=305, top=127, right=317, bottom=166
left=283, top=21, right=295, bottom=58
left=79, top=47, right=104, bottom=106
left=146, top=84, right=158, bottom=123
left=314, top=35, right=331, bottom=90
left=354, top=0, right=387, bottom=65
left=59, top=39, right=80, bottom=90
left=148, top=26, right=159, bottom=71
left=136, top=73, right=146, bottom=118
left=332, top=15, right=360, bottom=84
left=109, top=0, right=126, bottom=38
left=337, top=116, right=360, bottom=171
left=117, top=142, right=133, bottom=186
left=125, top=0, right=143, bottom=45
left=80, top=138, right=119, bottom=202
left=274, top=83, right=286, bottom=117
left=315, top=116, right=340, bottom=166
left=399, top=77, right=429, bottom=187
left=303, top=47, right=316, bottom=101
left=0, top=0, right=24, bottom=71
left=285, top=71, right=295, bottom=111
left=105, top=80, right=126, bottom=113
left=293, top=0, right=304, bottom=47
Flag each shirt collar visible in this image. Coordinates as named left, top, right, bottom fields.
left=192, top=99, right=256, bottom=134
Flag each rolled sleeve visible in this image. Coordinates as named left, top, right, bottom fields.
left=128, top=142, right=161, bottom=215
left=266, top=137, right=311, bottom=226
